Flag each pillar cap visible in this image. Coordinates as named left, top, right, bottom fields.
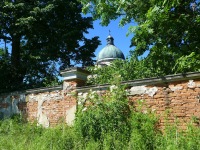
left=60, top=67, right=90, bottom=81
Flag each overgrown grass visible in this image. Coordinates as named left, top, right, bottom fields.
left=1, top=83, right=200, bottom=149
left=1, top=114, right=200, bottom=150
left=0, top=116, right=77, bottom=150
left=0, top=113, right=200, bottom=149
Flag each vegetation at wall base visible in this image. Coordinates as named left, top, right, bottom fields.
left=1, top=110, right=200, bottom=149
left=1, top=83, right=200, bottom=150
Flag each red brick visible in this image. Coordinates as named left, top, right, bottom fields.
left=0, top=103, right=9, bottom=108
left=194, top=88, right=200, bottom=92
left=174, top=113, right=186, bottom=117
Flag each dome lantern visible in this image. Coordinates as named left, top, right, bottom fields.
left=106, top=35, right=114, bottom=45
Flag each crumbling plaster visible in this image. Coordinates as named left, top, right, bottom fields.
left=0, top=93, right=25, bottom=119
left=129, top=86, right=158, bottom=97
left=26, top=90, right=65, bottom=127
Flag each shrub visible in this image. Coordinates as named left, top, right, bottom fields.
left=75, top=82, right=131, bottom=149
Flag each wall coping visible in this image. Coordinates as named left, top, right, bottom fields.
left=76, top=72, right=200, bottom=92
left=25, top=86, right=62, bottom=94
left=0, top=86, right=63, bottom=96
left=0, top=91, right=25, bottom=97
left=1, top=72, right=200, bottom=95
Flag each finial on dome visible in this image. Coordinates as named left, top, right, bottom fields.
left=106, top=30, right=114, bottom=45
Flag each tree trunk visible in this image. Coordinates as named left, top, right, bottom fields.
left=11, top=34, right=23, bottom=85
left=11, top=35, right=21, bottom=67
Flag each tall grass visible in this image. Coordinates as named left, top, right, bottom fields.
left=0, top=83, right=200, bottom=149
left=0, top=113, right=200, bottom=149
left=0, top=112, right=200, bottom=150
left=0, top=115, right=77, bottom=150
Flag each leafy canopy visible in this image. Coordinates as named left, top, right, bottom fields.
left=0, top=0, right=100, bottom=93
left=80, top=0, right=200, bottom=80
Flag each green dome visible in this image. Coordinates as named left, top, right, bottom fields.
left=97, top=35, right=125, bottom=65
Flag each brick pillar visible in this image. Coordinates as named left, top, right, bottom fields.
left=60, top=67, right=90, bottom=125
left=61, top=67, right=90, bottom=91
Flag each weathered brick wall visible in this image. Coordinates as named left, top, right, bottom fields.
left=128, top=80, right=200, bottom=130
left=0, top=85, right=77, bottom=127
left=0, top=92, right=26, bottom=119
left=0, top=72, right=200, bottom=129
left=26, top=89, right=76, bottom=127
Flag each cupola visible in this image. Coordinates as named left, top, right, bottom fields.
left=97, top=35, right=125, bottom=66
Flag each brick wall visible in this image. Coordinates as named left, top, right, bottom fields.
left=0, top=85, right=77, bottom=127
left=128, top=80, right=200, bottom=130
left=77, top=72, right=200, bottom=129
left=0, top=92, right=26, bottom=119
left=0, top=72, right=200, bottom=129
left=25, top=89, right=76, bottom=127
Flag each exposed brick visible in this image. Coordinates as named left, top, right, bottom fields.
left=1, top=77, right=200, bottom=130
left=0, top=103, right=9, bottom=108
left=17, top=102, right=27, bottom=111
left=181, top=93, right=191, bottom=97
left=194, top=88, right=200, bottom=92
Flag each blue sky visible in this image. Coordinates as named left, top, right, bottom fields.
left=0, top=18, right=136, bottom=62
left=85, top=18, right=135, bottom=60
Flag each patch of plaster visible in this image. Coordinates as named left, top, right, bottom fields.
left=28, top=94, right=37, bottom=102
left=66, top=105, right=76, bottom=126
left=63, top=82, right=75, bottom=91
left=37, top=95, right=49, bottom=127
left=19, top=94, right=26, bottom=102
left=129, top=86, right=158, bottom=97
left=169, top=85, right=183, bottom=91
left=0, top=96, right=11, bottom=118
left=50, top=91, right=61, bottom=100
left=11, top=99, right=19, bottom=114
left=0, top=94, right=26, bottom=118
left=38, top=113, right=49, bottom=128
left=78, top=92, right=83, bottom=96
left=82, top=92, right=88, bottom=99
left=188, top=80, right=196, bottom=88
left=4, top=95, right=10, bottom=103
left=146, top=87, right=158, bottom=97
left=129, top=86, right=147, bottom=95
left=110, top=85, right=118, bottom=92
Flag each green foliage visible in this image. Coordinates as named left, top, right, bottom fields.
left=80, top=0, right=200, bottom=78
left=0, top=0, right=100, bottom=93
left=0, top=114, right=77, bottom=150
left=75, top=79, right=157, bottom=149
left=75, top=80, right=131, bottom=149
left=129, top=100, right=158, bottom=150
left=0, top=116, right=44, bottom=150
left=31, top=125, right=76, bottom=150
left=173, top=52, right=200, bottom=73
left=154, top=122, right=200, bottom=150
left=87, top=50, right=200, bottom=85
left=87, top=56, right=174, bottom=85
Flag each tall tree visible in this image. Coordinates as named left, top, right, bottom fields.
left=0, top=0, right=100, bottom=92
left=80, top=0, right=200, bottom=76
